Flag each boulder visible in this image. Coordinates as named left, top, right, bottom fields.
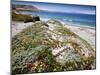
left=33, top=16, right=40, bottom=22
left=24, top=16, right=40, bottom=23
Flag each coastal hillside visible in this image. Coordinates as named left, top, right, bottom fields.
left=12, top=19, right=95, bottom=74
left=12, top=4, right=39, bottom=12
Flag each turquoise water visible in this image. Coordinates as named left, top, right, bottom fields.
left=20, top=10, right=96, bottom=28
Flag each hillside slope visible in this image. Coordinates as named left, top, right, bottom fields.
left=12, top=4, right=39, bottom=11
left=12, top=19, right=95, bottom=74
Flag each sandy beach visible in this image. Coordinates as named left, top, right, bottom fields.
left=65, top=25, right=95, bottom=50
left=11, top=21, right=34, bottom=37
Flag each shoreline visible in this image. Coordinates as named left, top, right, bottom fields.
left=60, top=20, right=95, bottom=30
left=41, top=18, right=96, bottom=30
left=65, top=23, right=96, bottom=30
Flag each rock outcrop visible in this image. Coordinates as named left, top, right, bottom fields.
left=24, top=16, right=40, bottom=23
left=12, top=11, right=40, bottom=23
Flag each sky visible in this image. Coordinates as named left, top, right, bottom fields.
left=12, top=1, right=96, bottom=15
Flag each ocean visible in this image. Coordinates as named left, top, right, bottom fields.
left=19, top=10, right=96, bottom=28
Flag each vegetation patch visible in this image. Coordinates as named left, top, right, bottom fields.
left=12, top=19, right=95, bottom=74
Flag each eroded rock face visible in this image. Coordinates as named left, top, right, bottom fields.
left=12, top=19, right=95, bottom=74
